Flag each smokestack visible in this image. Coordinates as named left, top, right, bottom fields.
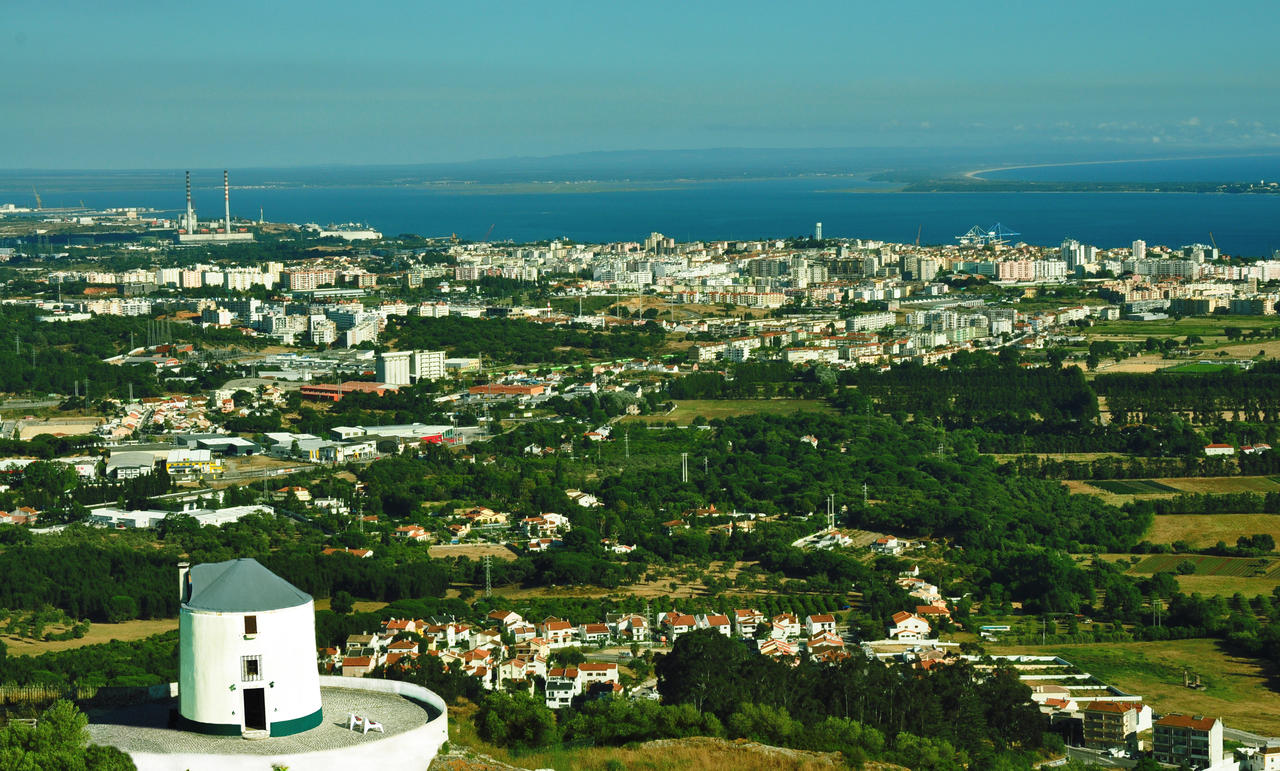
left=178, top=561, right=191, bottom=602
left=224, top=170, right=231, bottom=234
left=184, top=171, right=193, bottom=231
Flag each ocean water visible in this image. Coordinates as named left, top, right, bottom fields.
left=3, top=169, right=1280, bottom=256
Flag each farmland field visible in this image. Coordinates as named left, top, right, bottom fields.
left=1068, top=476, right=1280, bottom=501
left=1090, top=479, right=1180, bottom=495
left=629, top=399, right=834, bottom=425
left=1149, top=514, right=1280, bottom=548
left=1131, top=554, right=1278, bottom=578
left=1088, top=316, right=1280, bottom=339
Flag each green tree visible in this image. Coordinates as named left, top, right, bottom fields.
left=656, top=628, right=750, bottom=716
left=330, top=590, right=355, bottom=615
left=0, top=700, right=135, bottom=770
left=474, top=692, right=558, bottom=751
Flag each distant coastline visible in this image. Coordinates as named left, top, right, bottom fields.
left=962, top=152, right=1280, bottom=181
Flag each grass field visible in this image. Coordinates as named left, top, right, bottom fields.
left=1131, top=554, right=1278, bottom=578
left=429, top=543, right=519, bottom=561
left=1163, top=361, right=1241, bottom=374
left=1164, top=574, right=1280, bottom=597
left=630, top=399, right=834, bottom=425
left=989, top=639, right=1280, bottom=736
left=1150, top=514, right=1280, bottom=548
left=1, top=618, right=177, bottom=657
left=1088, top=316, right=1280, bottom=339
left=988, top=452, right=1128, bottom=462
left=1166, top=476, right=1280, bottom=494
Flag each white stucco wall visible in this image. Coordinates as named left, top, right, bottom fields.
left=127, top=678, right=448, bottom=771
left=179, top=601, right=321, bottom=730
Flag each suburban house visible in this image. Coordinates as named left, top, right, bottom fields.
left=545, top=667, right=581, bottom=709
left=487, top=610, right=524, bottom=629
left=770, top=614, right=801, bottom=640
left=340, top=655, right=374, bottom=678
left=898, top=576, right=942, bottom=604
left=733, top=608, right=766, bottom=638
left=539, top=618, right=576, bottom=648
left=509, top=623, right=538, bottom=642
left=805, top=613, right=837, bottom=637
left=577, top=662, right=619, bottom=686
left=871, top=536, right=904, bottom=555
left=696, top=613, right=732, bottom=636
left=1204, top=443, right=1235, bottom=456
left=611, top=614, right=649, bottom=642
left=394, top=524, right=433, bottom=541
left=1236, top=741, right=1280, bottom=771
left=887, top=612, right=931, bottom=641
left=661, top=612, right=697, bottom=641
left=915, top=605, right=951, bottom=620
left=579, top=622, right=611, bottom=645
left=757, top=638, right=798, bottom=658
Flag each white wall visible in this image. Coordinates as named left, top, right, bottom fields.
left=180, top=602, right=321, bottom=731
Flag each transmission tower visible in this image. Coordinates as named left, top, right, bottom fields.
left=483, top=555, right=493, bottom=598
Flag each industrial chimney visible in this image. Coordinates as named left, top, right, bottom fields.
left=224, top=170, right=231, bottom=235
left=183, top=171, right=195, bottom=232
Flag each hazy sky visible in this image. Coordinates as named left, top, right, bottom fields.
left=3, top=0, right=1278, bottom=168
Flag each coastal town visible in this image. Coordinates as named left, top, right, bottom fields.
left=0, top=209, right=1279, bottom=770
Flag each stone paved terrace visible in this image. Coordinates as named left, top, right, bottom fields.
left=86, top=686, right=437, bottom=756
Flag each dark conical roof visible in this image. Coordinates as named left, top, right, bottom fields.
left=184, top=558, right=312, bottom=613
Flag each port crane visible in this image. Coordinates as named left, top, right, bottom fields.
left=955, top=222, right=1020, bottom=247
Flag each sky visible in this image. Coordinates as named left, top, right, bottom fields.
left=3, top=0, right=1279, bottom=168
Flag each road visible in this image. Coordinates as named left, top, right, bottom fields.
left=1225, top=726, right=1278, bottom=745
left=1066, top=746, right=1134, bottom=768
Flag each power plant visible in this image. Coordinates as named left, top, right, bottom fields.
left=175, top=170, right=254, bottom=244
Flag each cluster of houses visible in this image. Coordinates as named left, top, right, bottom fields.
left=885, top=570, right=953, bottom=642
left=325, top=606, right=850, bottom=709
left=95, top=394, right=221, bottom=441
left=323, top=612, right=623, bottom=709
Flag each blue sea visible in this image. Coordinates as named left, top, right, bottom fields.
left=3, top=157, right=1280, bottom=256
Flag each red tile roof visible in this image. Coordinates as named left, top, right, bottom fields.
left=1156, top=714, right=1219, bottom=731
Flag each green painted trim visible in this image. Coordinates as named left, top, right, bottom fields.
left=271, top=707, right=323, bottom=737
left=178, top=715, right=242, bottom=736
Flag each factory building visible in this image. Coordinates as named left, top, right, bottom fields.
left=176, top=170, right=254, bottom=244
